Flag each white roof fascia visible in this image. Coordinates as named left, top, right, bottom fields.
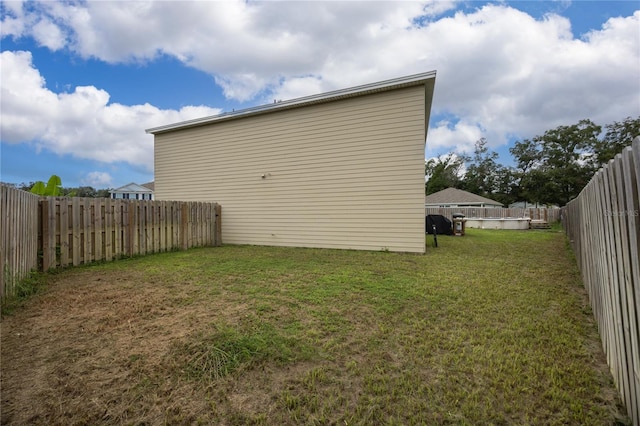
left=146, top=71, right=437, bottom=135
left=111, top=183, right=153, bottom=193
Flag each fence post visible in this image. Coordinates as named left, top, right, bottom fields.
left=127, top=202, right=135, bottom=257
left=215, top=204, right=222, bottom=246
left=40, top=198, right=54, bottom=271
left=181, top=203, right=189, bottom=250
left=59, top=198, right=69, bottom=267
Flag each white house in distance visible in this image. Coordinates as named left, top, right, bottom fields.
left=109, top=182, right=154, bottom=200
left=146, top=71, right=436, bottom=253
left=425, top=187, right=503, bottom=208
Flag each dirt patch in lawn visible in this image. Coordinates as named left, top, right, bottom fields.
left=1, top=268, right=258, bottom=424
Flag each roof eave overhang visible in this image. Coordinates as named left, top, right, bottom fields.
left=146, top=71, right=437, bottom=135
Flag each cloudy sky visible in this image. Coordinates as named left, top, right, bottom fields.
left=1, top=1, right=639, bottom=189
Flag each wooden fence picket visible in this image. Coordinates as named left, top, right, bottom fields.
left=0, top=186, right=39, bottom=300
left=1, top=189, right=221, bottom=302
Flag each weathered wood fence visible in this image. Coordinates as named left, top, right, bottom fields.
left=425, top=207, right=560, bottom=222
left=1, top=184, right=221, bottom=303
left=1, top=185, right=40, bottom=302
left=39, top=197, right=221, bottom=270
left=563, top=136, right=640, bottom=425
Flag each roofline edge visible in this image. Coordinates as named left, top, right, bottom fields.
left=146, top=70, right=437, bottom=135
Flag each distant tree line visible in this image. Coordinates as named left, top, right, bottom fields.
left=425, top=116, right=640, bottom=207
left=4, top=179, right=112, bottom=198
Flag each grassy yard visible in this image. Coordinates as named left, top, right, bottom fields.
left=0, top=228, right=627, bottom=425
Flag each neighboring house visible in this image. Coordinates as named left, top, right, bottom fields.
left=109, top=182, right=154, bottom=200
left=147, top=71, right=437, bottom=253
left=141, top=181, right=155, bottom=192
left=425, top=187, right=503, bottom=208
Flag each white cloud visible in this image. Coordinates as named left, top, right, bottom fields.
left=0, top=50, right=221, bottom=172
left=31, top=17, right=66, bottom=50
left=0, top=0, right=28, bottom=38
left=82, top=171, right=112, bottom=188
left=1, top=1, right=639, bottom=160
left=427, top=120, right=484, bottom=154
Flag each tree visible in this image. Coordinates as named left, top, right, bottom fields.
left=425, top=153, right=466, bottom=195
left=30, top=175, right=63, bottom=196
left=537, top=119, right=600, bottom=205
left=62, top=186, right=112, bottom=198
left=509, top=139, right=543, bottom=203
left=510, top=119, right=601, bottom=206
left=491, top=167, right=519, bottom=206
left=71, top=186, right=98, bottom=197
left=459, top=138, right=501, bottom=197
left=594, top=116, right=640, bottom=166
left=96, top=189, right=111, bottom=198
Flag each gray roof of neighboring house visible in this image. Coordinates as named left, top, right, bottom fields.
left=425, top=187, right=504, bottom=207
left=141, top=181, right=155, bottom=191
left=145, top=71, right=437, bottom=135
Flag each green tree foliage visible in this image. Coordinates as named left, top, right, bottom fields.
left=19, top=178, right=111, bottom=198
left=426, top=116, right=637, bottom=207
left=425, top=153, right=466, bottom=195
left=457, top=138, right=518, bottom=205
left=62, top=186, right=111, bottom=198
left=491, top=167, right=518, bottom=206
left=460, top=138, right=500, bottom=197
left=509, top=138, right=543, bottom=203
left=594, top=116, right=640, bottom=166
left=30, top=175, right=63, bottom=196
left=510, top=119, right=602, bottom=206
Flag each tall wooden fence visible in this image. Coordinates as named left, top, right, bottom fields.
left=563, top=136, right=640, bottom=425
left=425, top=207, right=560, bottom=222
left=1, top=185, right=40, bottom=302
left=1, top=185, right=221, bottom=303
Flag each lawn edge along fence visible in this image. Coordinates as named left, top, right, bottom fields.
left=1, top=185, right=221, bottom=303
left=563, top=136, right=640, bottom=426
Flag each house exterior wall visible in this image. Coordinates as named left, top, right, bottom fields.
left=154, top=85, right=428, bottom=253
left=111, top=192, right=153, bottom=200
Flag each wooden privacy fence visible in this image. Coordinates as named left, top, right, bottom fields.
left=40, top=197, right=221, bottom=271
left=1, top=185, right=221, bottom=303
left=1, top=185, right=40, bottom=301
left=563, top=136, right=640, bottom=426
left=425, top=207, right=560, bottom=222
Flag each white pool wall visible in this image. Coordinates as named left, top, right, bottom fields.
left=464, top=217, right=531, bottom=230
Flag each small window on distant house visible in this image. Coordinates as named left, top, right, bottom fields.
left=136, top=194, right=139, bottom=200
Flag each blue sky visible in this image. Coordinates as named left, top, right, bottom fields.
left=1, top=1, right=639, bottom=189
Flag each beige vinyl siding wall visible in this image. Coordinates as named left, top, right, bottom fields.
left=154, top=85, right=427, bottom=253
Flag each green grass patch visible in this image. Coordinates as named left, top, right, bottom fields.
left=1, top=270, right=48, bottom=316
left=169, top=320, right=314, bottom=381
left=1, top=228, right=628, bottom=425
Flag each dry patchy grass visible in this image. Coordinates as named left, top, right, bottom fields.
left=1, top=228, right=629, bottom=425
